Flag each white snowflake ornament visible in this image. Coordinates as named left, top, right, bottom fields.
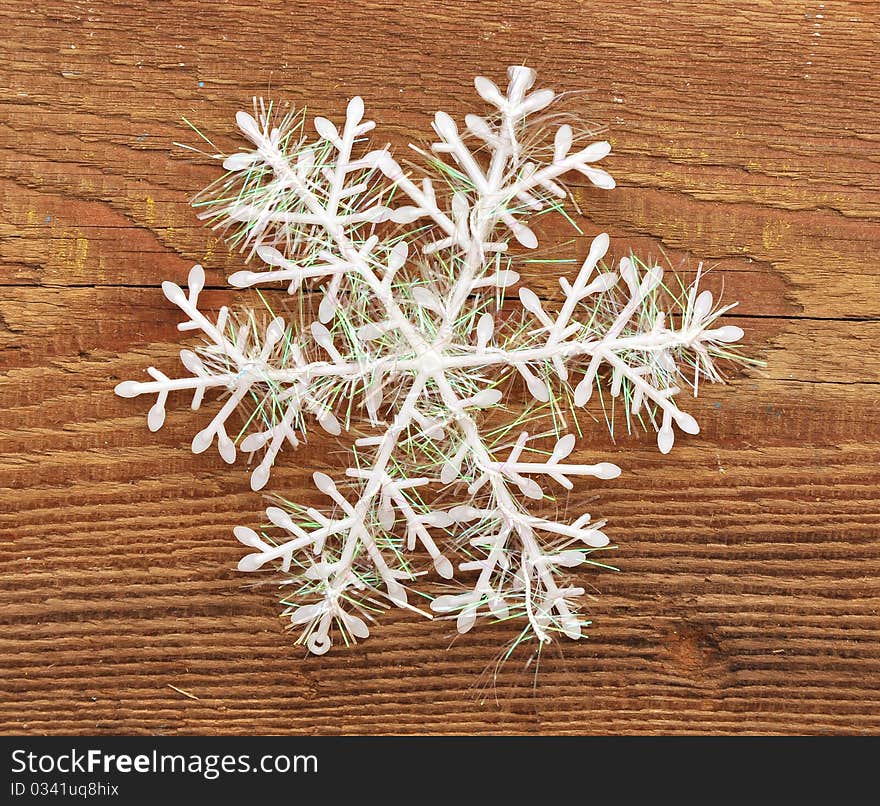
left=116, top=67, right=747, bottom=655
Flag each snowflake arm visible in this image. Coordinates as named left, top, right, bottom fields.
left=514, top=232, right=744, bottom=452
left=427, top=369, right=613, bottom=642
left=114, top=263, right=385, bottom=488
left=376, top=66, right=613, bottom=261
left=235, top=374, right=456, bottom=653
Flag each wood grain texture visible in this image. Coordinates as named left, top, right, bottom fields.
left=1, top=0, right=879, bottom=735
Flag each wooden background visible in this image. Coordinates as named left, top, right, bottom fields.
left=1, top=0, right=879, bottom=735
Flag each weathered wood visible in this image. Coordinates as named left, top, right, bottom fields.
left=1, top=0, right=878, bottom=735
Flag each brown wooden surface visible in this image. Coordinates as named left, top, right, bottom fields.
left=2, top=0, right=879, bottom=735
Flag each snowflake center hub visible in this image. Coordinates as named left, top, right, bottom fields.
left=418, top=346, right=446, bottom=375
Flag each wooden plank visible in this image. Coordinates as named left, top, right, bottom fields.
left=1, top=0, right=878, bottom=735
